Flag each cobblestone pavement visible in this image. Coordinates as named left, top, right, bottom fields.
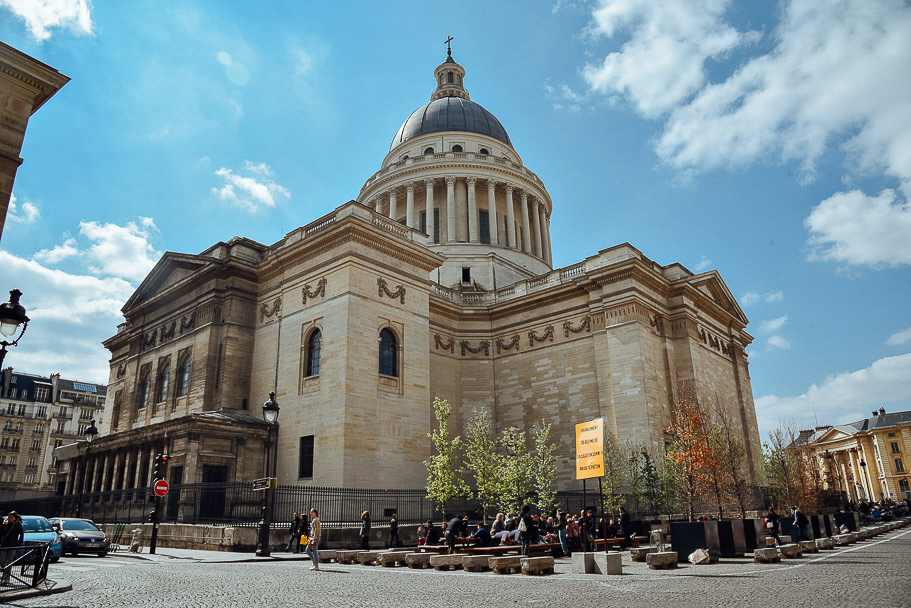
left=10, top=529, right=911, bottom=608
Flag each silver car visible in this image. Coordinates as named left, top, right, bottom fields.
left=49, top=518, right=108, bottom=557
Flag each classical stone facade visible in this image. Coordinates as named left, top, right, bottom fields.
left=57, top=51, right=761, bottom=495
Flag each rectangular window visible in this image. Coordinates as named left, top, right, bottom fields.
left=891, top=441, right=901, bottom=454
left=419, top=210, right=441, bottom=243
left=479, top=210, right=490, bottom=244
left=31, top=439, right=40, bottom=451
left=35, top=387, right=49, bottom=402
left=896, top=458, right=906, bottom=473
left=25, top=473, right=34, bottom=484
left=56, top=421, right=66, bottom=433
left=35, top=406, right=47, bottom=418
left=299, top=435, right=314, bottom=478
left=462, top=267, right=471, bottom=283
left=503, top=217, right=510, bottom=247
left=10, top=389, right=16, bottom=399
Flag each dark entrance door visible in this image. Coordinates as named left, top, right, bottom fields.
left=166, top=466, right=184, bottom=520
left=200, top=465, right=228, bottom=520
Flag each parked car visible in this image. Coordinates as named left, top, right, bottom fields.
left=49, top=518, right=108, bottom=557
left=21, top=515, right=62, bottom=563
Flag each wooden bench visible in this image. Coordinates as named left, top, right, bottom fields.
left=521, top=556, right=554, bottom=576
left=463, top=545, right=520, bottom=556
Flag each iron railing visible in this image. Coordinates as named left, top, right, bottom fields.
left=0, top=542, right=51, bottom=592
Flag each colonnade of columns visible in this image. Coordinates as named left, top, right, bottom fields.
left=66, top=443, right=163, bottom=496
left=368, top=176, right=553, bottom=265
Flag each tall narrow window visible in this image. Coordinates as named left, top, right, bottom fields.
left=299, top=435, right=314, bottom=478
left=306, top=329, right=322, bottom=377
left=177, top=356, right=191, bottom=397
left=420, top=210, right=441, bottom=244
left=138, top=371, right=151, bottom=409
left=157, top=366, right=170, bottom=403
left=379, top=328, right=398, bottom=377
left=479, top=210, right=490, bottom=244
left=503, top=217, right=510, bottom=247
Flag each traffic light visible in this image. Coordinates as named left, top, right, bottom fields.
left=152, top=453, right=170, bottom=481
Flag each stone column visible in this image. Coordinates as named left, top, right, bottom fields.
left=424, top=178, right=435, bottom=242
left=388, top=189, right=397, bottom=221
left=131, top=447, right=143, bottom=488
left=505, top=184, right=517, bottom=249
left=466, top=177, right=478, bottom=242
left=97, top=453, right=109, bottom=492
left=520, top=191, right=532, bottom=253
left=539, top=205, right=550, bottom=263
left=445, top=176, right=456, bottom=243
left=545, top=215, right=553, bottom=265
left=406, top=182, right=416, bottom=228
left=110, top=450, right=123, bottom=491
left=487, top=180, right=499, bottom=246
left=531, top=196, right=543, bottom=258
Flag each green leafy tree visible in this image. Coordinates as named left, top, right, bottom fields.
left=531, top=420, right=559, bottom=516
left=424, top=397, right=468, bottom=515
left=465, top=408, right=499, bottom=523
left=497, top=426, right=533, bottom=515
left=639, top=446, right=663, bottom=518
left=623, top=442, right=643, bottom=517
left=762, top=422, right=802, bottom=509
left=601, top=431, right=625, bottom=517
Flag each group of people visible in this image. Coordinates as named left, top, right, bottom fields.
left=284, top=509, right=322, bottom=570
left=763, top=505, right=811, bottom=544
left=416, top=504, right=634, bottom=556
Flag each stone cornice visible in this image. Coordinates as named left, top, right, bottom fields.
left=0, top=41, right=70, bottom=113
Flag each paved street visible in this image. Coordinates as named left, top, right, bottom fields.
left=8, top=529, right=911, bottom=608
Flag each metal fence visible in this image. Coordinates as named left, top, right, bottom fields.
left=0, top=542, right=51, bottom=592
left=0, top=482, right=774, bottom=528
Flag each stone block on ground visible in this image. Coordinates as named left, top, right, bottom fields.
left=430, top=554, right=463, bottom=571
left=798, top=541, right=818, bottom=553
left=815, top=538, right=834, bottom=550
left=336, top=550, right=361, bottom=564
left=571, top=552, right=594, bottom=574
left=630, top=547, right=654, bottom=562
left=766, top=537, right=777, bottom=547
left=318, top=550, right=336, bottom=563
left=646, top=551, right=678, bottom=569
left=405, top=553, right=432, bottom=569
left=779, top=535, right=792, bottom=544
left=520, top=556, right=555, bottom=576
left=490, top=556, right=522, bottom=575
left=462, top=555, right=490, bottom=572
left=754, top=548, right=780, bottom=563
left=379, top=551, right=409, bottom=567
left=833, top=534, right=853, bottom=546
left=779, top=544, right=802, bottom=558
left=356, top=551, right=379, bottom=565
left=592, top=552, right=622, bottom=575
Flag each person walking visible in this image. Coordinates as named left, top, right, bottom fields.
left=286, top=512, right=301, bottom=552
left=556, top=508, right=569, bottom=556
left=618, top=506, right=631, bottom=549
left=766, top=506, right=782, bottom=545
left=792, top=506, right=810, bottom=542
left=360, top=511, right=371, bottom=550
left=305, top=508, right=320, bottom=571
left=388, top=513, right=400, bottom=549
left=445, top=514, right=462, bottom=554
left=1, top=511, right=23, bottom=584
left=519, top=505, right=534, bottom=556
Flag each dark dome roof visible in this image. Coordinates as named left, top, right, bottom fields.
left=390, top=97, right=512, bottom=151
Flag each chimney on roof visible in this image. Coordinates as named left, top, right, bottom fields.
left=873, top=411, right=879, bottom=417
left=880, top=407, right=886, bottom=416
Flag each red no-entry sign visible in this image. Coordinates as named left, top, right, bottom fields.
left=154, top=479, right=169, bottom=497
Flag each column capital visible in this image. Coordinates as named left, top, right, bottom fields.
left=487, top=179, right=497, bottom=190
left=406, top=182, right=415, bottom=193
left=520, top=191, right=528, bottom=202
left=445, top=176, right=456, bottom=187
left=424, top=178, right=435, bottom=188
left=505, top=183, right=514, bottom=194
left=466, top=176, right=477, bottom=187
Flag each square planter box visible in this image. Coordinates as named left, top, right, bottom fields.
left=742, top=519, right=765, bottom=552
left=778, top=518, right=796, bottom=539
left=727, top=519, right=747, bottom=556
left=716, top=520, right=740, bottom=558
left=834, top=512, right=858, bottom=532
left=810, top=515, right=824, bottom=539
left=669, top=521, right=719, bottom=563
left=824, top=514, right=837, bottom=537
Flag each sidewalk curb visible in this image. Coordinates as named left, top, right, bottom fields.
left=0, top=577, right=72, bottom=602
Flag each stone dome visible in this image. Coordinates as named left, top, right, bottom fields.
left=389, top=97, right=513, bottom=151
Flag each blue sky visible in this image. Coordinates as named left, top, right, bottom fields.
left=1, top=0, right=909, bottom=441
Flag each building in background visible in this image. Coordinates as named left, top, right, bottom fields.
left=57, top=51, right=761, bottom=498
left=0, top=368, right=105, bottom=495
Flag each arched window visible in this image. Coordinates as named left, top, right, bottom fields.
left=452, top=145, right=463, bottom=153
left=176, top=355, right=191, bottom=397
left=424, top=147, right=434, bottom=155
left=479, top=148, right=489, bottom=155
left=379, top=328, right=398, bottom=377
left=306, top=329, right=322, bottom=377
left=447, top=71, right=453, bottom=83
left=138, top=371, right=150, bottom=409
left=157, top=365, right=169, bottom=403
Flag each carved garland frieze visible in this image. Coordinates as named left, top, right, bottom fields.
left=460, top=340, right=490, bottom=357
left=562, top=315, right=591, bottom=337
left=528, top=325, right=554, bottom=347
left=377, top=277, right=406, bottom=304
left=434, top=333, right=455, bottom=354
left=261, top=297, right=282, bottom=322
left=302, top=278, right=327, bottom=305
left=496, top=334, right=520, bottom=354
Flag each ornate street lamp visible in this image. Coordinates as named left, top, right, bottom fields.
left=0, top=289, right=29, bottom=369
left=77, top=418, right=99, bottom=518
left=858, top=459, right=867, bottom=501
left=256, top=392, right=280, bottom=557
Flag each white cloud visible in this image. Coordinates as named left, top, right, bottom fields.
left=740, top=291, right=759, bottom=306
left=212, top=161, right=290, bottom=212
left=886, top=327, right=911, bottom=346
left=216, top=50, right=250, bottom=86
left=754, top=353, right=911, bottom=439
left=7, top=194, right=40, bottom=224
left=34, top=237, right=78, bottom=264
left=805, top=189, right=911, bottom=267
left=693, top=255, right=713, bottom=272
left=742, top=290, right=784, bottom=306
left=78, top=218, right=161, bottom=281
left=766, top=335, right=791, bottom=350
left=763, top=290, right=783, bottom=303
left=0, top=0, right=93, bottom=41
left=758, top=314, right=788, bottom=334
left=582, top=0, right=759, bottom=118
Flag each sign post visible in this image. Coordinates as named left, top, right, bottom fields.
left=576, top=418, right=605, bottom=553
left=154, top=479, right=169, bottom=497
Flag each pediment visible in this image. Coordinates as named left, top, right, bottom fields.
left=814, top=426, right=857, bottom=443
left=122, top=252, right=213, bottom=313
left=685, top=271, right=748, bottom=325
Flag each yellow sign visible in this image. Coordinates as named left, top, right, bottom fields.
left=575, top=418, right=604, bottom=480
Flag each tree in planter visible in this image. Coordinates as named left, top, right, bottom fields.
left=666, top=388, right=715, bottom=521
left=712, top=401, right=752, bottom=518
left=497, top=426, right=534, bottom=515
left=424, top=397, right=468, bottom=516
left=601, top=430, right=626, bottom=517
left=531, top=420, right=559, bottom=516
left=624, top=442, right=643, bottom=518
left=639, top=446, right=663, bottom=518
left=464, top=408, right=499, bottom=523
left=762, top=423, right=802, bottom=509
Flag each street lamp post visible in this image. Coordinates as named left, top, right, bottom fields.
left=859, top=459, right=867, bottom=501
left=76, top=419, right=99, bottom=518
left=0, top=289, right=29, bottom=369
left=256, top=392, right=280, bottom=557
